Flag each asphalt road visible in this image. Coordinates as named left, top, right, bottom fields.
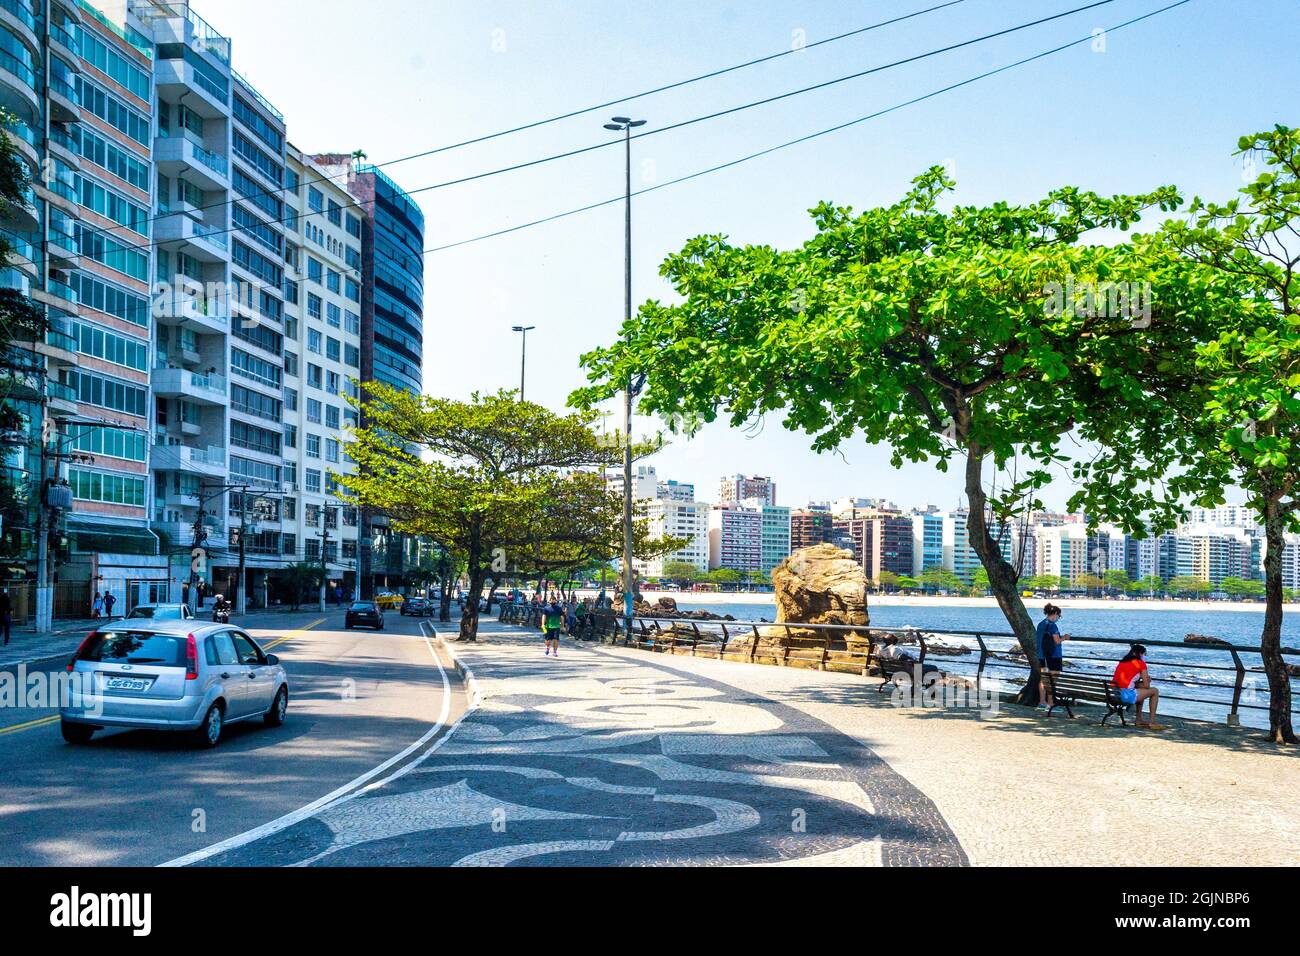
left=0, top=610, right=467, bottom=866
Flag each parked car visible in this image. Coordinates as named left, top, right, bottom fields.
left=400, top=597, right=432, bottom=616
left=125, top=603, right=193, bottom=621
left=374, top=592, right=404, bottom=610
left=345, top=601, right=385, bottom=630
left=60, top=621, right=289, bottom=749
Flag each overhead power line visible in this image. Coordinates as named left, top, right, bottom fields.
left=423, top=0, right=1193, bottom=255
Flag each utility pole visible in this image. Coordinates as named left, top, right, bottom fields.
left=34, top=434, right=51, bottom=633
left=189, top=507, right=206, bottom=617
left=236, top=488, right=249, bottom=617
left=603, top=116, right=646, bottom=639
left=319, top=504, right=330, bottom=613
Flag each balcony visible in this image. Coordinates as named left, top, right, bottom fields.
left=47, top=124, right=81, bottom=168
left=152, top=366, right=227, bottom=406
left=150, top=443, right=227, bottom=479
left=46, top=376, right=79, bottom=414
left=153, top=286, right=229, bottom=336
left=44, top=224, right=81, bottom=269
left=0, top=48, right=38, bottom=120
left=0, top=183, right=37, bottom=231
left=3, top=118, right=39, bottom=170
left=0, top=0, right=38, bottom=49
left=154, top=132, right=229, bottom=192
left=47, top=74, right=82, bottom=124
left=49, top=21, right=81, bottom=65
left=154, top=212, right=228, bottom=262
left=31, top=279, right=78, bottom=315
left=154, top=56, right=229, bottom=118
left=35, top=314, right=78, bottom=366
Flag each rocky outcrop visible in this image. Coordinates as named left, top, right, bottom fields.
left=631, top=595, right=735, bottom=621
left=1185, top=633, right=1232, bottom=647
left=718, top=545, right=871, bottom=659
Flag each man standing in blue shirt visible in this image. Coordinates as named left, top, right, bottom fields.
left=1036, top=603, right=1070, bottom=709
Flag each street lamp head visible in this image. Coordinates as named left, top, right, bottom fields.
left=627, top=119, right=647, bottom=128
left=603, top=123, right=623, bottom=131
left=611, top=116, right=631, bottom=124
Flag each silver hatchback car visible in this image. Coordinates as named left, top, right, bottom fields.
left=60, top=620, right=289, bottom=749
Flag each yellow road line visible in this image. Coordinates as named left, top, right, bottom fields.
left=262, top=617, right=324, bottom=651
left=0, top=618, right=325, bottom=738
left=0, top=714, right=58, bottom=736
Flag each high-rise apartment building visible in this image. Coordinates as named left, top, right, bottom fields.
left=790, top=509, right=834, bottom=551
left=718, top=474, right=775, bottom=507
left=707, top=504, right=761, bottom=572
left=0, top=1, right=426, bottom=619
left=636, top=498, right=709, bottom=577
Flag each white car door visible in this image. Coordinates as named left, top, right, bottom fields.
left=230, top=631, right=276, bottom=716
left=208, top=630, right=250, bottom=717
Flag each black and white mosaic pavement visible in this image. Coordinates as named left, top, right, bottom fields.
left=199, top=636, right=967, bottom=866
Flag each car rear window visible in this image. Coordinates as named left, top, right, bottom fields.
left=78, top=631, right=186, bottom=666
left=351, top=602, right=376, bottom=610
left=127, top=607, right=157, bottom=618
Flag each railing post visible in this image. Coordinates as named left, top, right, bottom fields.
left=782, top=624, right=791, bottom=666
left=720, top=623, right=729, bottom=659
left=820, top=632, right=830, bottom=671
left=1228, top=648, right=1245, bottom=727
left=691, top=622, right=700, bottom=656
left=975, top=633, right=988, bottom=697
left=750, top=624, right=759, bottom=663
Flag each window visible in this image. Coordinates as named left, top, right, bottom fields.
left=345, top=310, right=360, bottom=335
left=344, top=344, right=360, bottom=368
left=282, top=533, right=297, bottom=555
left=284, top=387, right=298, bottom=412
left=345, top=278, right=360, bottom=302
left=285, top=168, right=299, bottom=191
left=68, top=426, right=146, bottom=463
left=346, top=213, right=362, bottom=238
left=284, top=424, right=297, bottom=449
left=306, top=434, right=320, bottom=459
left=327, top=199, right=341, bottom=226
left=70, top=319, right=148, bottom=371
left=305, top=469, right=322, bottom=494
left=233, top=94, right=284, bottom=152
left=326, top=303, right=341, bottom=328
left=283, top=497, right=297, bottom=520
left=325, top=405, right=340, bottom=430
left=76, top=225, right=148, bottom=281
left=77, top=127, right=150, bottom=191
left=307, top=398, right=322, bottom=424
left=308, top=187, right=323, bottom=213
left=307, top=364, right=322, bottom=389
left=325, top=371, right=340, bottom=395
left=231, top=420, right=282, bottom=456
left=233, top=130, right=283, bottom=185
left=345, top=246, right=361, bottom=271
left=283, top=351, right=298, bottom=377
left=231, top=384, right=283, bottom=422
left=231, top=348, right=282, bottom=389
left=326, top=337, right=340, bottom=362
left=307, top=293, right=322, bottom=320
left=326, top=270, right=341, bottom=294
left=326, top=439, right=339, bottom=463
left=60, top=369, right=146, bottom=416
left=307, top=257, right=323, bottom=283
left=68, top=469, right=145, bottom=506
left=74, top=75, right=150, bottom=145
left=307, top=328, right=321, bottom=354
left=69, top=272, right=150, bottom=328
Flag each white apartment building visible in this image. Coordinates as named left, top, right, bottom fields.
left=708, top=504, right=762, bottom=572
left=607, top=464, right=659, bottom=502
left=636, top=499, right=709, bottom=576
left=718, top=474, right=775, bottom=507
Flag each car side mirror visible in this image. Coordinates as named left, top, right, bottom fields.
left=266, top=654, right=280, bottom=666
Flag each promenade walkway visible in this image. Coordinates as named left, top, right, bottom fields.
left=195, top=619, right=1296, bottom=866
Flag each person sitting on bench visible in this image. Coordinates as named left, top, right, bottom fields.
left=1037, top=603, right=1070, bottom=709
left=1113, top=643, right=1166, bottom=731
left=879, top=635, right=941, bottom=680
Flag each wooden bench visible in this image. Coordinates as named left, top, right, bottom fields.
left=1043, top=672, right=1131, bottom=725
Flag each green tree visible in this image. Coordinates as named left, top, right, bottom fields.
left=341, top=385, right=658, bottom=640
left=1102, top=569, right=1131, bottom=596
left=1077, top=127, right=1300, bottom=740
left=874, top=570, right=902, bottom=593
left=1129, top=575, right=1165, bottom=598
left=969, top=567, right=991, bottom=596
left=661, top=560, right=699, bottom=587
left=921, top=566, right=963, bottom=593
left=573, top=166, right=1188, bottom=703
left=280, top=562, right=322, bottom=612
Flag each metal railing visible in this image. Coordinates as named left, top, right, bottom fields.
left=494, top=604, right=1297, bottom=728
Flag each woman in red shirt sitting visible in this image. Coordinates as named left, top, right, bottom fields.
left=1112, top=643, right=1166, bottom=730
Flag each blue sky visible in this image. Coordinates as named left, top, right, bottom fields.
left=212, top=0, right=1298, bottom=510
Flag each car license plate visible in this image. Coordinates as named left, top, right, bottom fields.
left=104, top=675, right=152, bottom=692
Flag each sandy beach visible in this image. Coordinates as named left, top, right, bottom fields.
left=580, top=590, right=1299, bottom=614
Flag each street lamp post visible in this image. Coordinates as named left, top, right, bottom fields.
left=603, top=116, right=646, bottom=641
left=511, top=324, right=535, bottom=401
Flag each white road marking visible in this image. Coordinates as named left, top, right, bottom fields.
left=159, top=620, right=458, bottom=867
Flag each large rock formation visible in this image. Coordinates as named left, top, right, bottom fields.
left=718, top=545, right=872, bottom=664
left=771, top=544, right=870, bottom=631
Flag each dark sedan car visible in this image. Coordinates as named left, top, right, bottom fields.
left=344, top=601, right=384, bottom=630
left=400, top=597, right=431, bottom=616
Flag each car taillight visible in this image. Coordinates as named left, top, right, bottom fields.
left=68, top=631, right=97, bottom=672
left=185, top=633, right=199, bottom=680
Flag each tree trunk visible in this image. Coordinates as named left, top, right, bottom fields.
left=458, top=522, right=484, bottom=641
left=964, top=443, right=1040, bottom=705
left=1260, top=495, right=1296, bottom=743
